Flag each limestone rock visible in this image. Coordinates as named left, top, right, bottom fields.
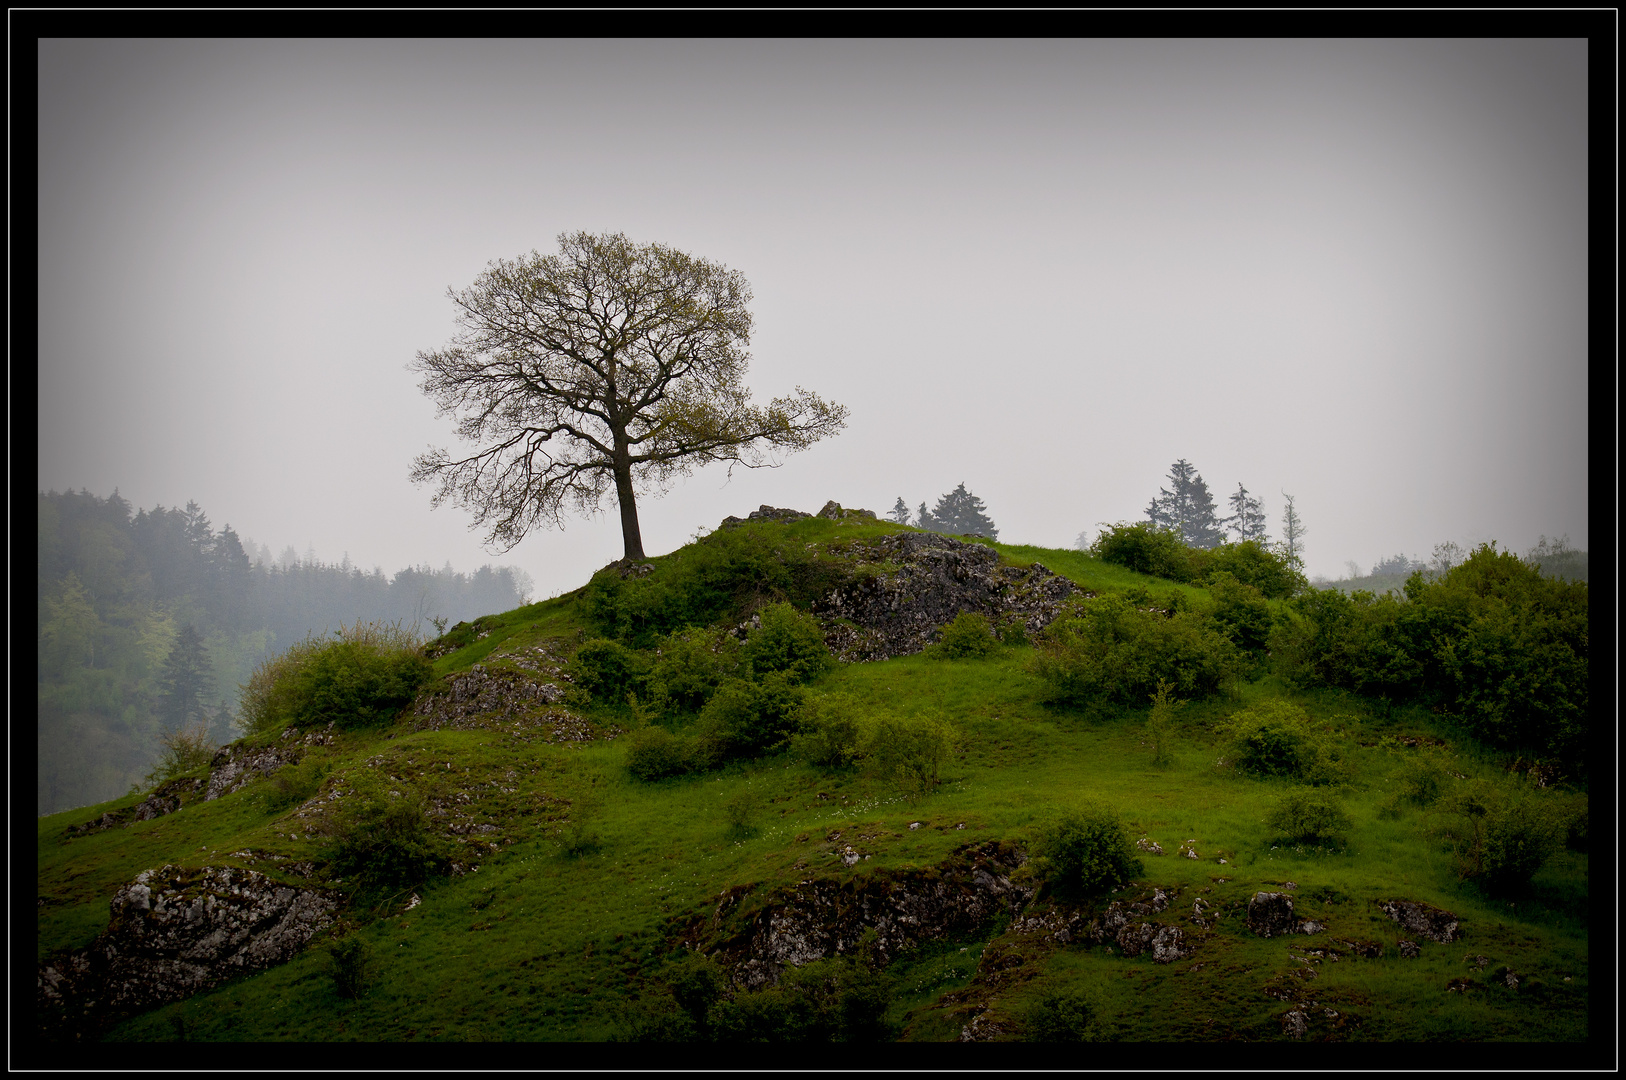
left=1135, top=837, right=1163, bottom=855
left=816, top=501, right=876, bottom=521
left=720, top=504, right=813, bottom=529
left=38, top=863, right=338, bottom=1039
left=1377, top=899, right=1460, bottom=943
left=717, top=841, right=1031, bottom=991
left=1398, top=940, right=1420, bottom=959
left=204, top=744, right=301, bottom=802
left=1246, top=892, right=1297, bottom=938
left=1281, top=1009, right=1309, bottom=1039
left=813, top=532, right=1080, bottom=662
left=411, top=664, right=601, bottom=742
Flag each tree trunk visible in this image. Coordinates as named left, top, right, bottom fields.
left=612, top=446, right=646, bottom=562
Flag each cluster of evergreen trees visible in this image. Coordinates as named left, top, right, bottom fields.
left=887, top=483, right=998, bottom=539
left=1138, top=459, right=1305, bottom=563
left=37, top=489, right=533, bottom=815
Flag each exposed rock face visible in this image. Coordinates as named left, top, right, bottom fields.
left=714, top=841, right=1033, bottom=990
left=204, top=743, right=302, bottom=802
left=1281, top=1008, right=1309, bottom=1039
left=410, top=663, right=604, bottom=742
left=1246, top=892, right=1323, bottom=938
left=816, top=501, right=876, bottom=521
left=67, top=777, right=206, bottom=836
left=720, top=504, right=814, bottom=529
left=37, top=864, right=338, bottom=1040
left=1085, top=887, right=1193, bottom=962
left=1377, top=899, right=1460, bottom=943
left=813, top=532, right=1081, bottom=662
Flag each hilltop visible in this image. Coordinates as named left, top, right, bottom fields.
left=35, top=503, right=1590, bottom=1046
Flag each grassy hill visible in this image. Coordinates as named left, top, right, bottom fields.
left=35, top=512, right=1590, bottom=1044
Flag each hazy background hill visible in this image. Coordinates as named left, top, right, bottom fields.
left=36, top=488, right=532, bottom=815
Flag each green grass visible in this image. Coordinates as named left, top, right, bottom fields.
left=39, top=522, right=1588, bottom=1043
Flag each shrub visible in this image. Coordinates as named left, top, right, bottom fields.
left=1391, top=747, right=1450, bottom=809
left=1089, top=522, right=1191, bottom=581
left=625, top=725, right=700, bottom=782
left=1029, top=805, right=1143, bottom=901
left=698, top=673, right=807, bottom=759
left=928, top=611, right=999, bottom=659
left=1187, top=540, right=1306, bottom=599
left=262, top=755, right=329, bottom=813
left=1028, top=595, right=1244, bottom=707
left=326, top=781, right=451, bottom=893
left=708, top=952, right=895, bottom=1042
left=1218, top=700, right=1346, bottom=785
left=1022, top=986, right=1109, bottom=1042
left=568, top=638, right=651, bottom=705
left=743, top=602, right=835, bottom=684
left=1265, top=789, right=1353, bottom=846
left=141, top=719, right=217, bottom=788
left=860, top=711, right=956, bottom=803
left=326, top=935, right=377, bottom=999
left=794, top=694, right=864, bottom=771
left=723, top=788, right=761, bottom=839
left=1444, top=782, right=1566, bottom=895
left=1205, top=572, right=1273, bottom=663
left=650, top=627, right=742, bottom=711
left=1145, top=679, right=1182, bottom=768
left=239, top=621, right=432, bottom=735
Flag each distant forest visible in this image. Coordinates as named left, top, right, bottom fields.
left=37, top=489, right=533, bottom=815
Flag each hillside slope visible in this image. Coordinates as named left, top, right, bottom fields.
left=35, top=506, right=1589, bottom=1044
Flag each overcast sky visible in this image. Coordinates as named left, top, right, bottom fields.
left=37, top=39, right=1590, bottom=597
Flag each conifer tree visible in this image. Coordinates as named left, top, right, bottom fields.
left=889, top=497, right=912, bottom=525
left=1278, top=492, right=1307, bottom=568
left=1224, top=483, right=1268, bottom=543
left=1144, top=460, right=1222, bottom=548
left=158, top=623, right=213, bottom=732
left=917, top=502, right=936, bottom=531
left=927, top=483, right=998, bottom=539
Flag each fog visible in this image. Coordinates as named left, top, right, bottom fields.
left=37, top=39, right=1590, bottom=596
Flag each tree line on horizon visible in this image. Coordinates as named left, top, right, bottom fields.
left=37, top=488, right=533, bottom=815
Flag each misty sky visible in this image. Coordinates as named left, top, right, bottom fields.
left=37, top=39, right=1590, bottom=597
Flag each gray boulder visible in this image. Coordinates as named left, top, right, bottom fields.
left=1377, top=899, right=1460, bottom=943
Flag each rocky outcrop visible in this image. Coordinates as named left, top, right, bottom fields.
left=813, top=532, right=1081, bottom=662
left=410, top=663, right=605, bottom=742
left=712, top=841, right=1033, bottom=991
left=67, top=777, right=206, bottom=836
left=205, top=742, right=303, bottom=802
left=37, top=863, right=338, bottom=1040
left=1377, top=899, right=1460, bottom=943
left=1246, top=892, right=1324, bottom=938
left=720, top=504, right=814, bottom=529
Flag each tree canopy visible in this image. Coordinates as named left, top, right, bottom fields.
left=922, top=483, right=998, bottom=539
left=411, top=232, right=848, bottom=561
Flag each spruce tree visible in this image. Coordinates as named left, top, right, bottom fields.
left=917, top=502, right=936, bottom=531
left=158, top=623, right=213, bottom=732
left=1224, top=483, right=1268, bottom=543
left=1145, top=460, right=1222, bottom=548
left=929, top=483, right=998, bottom=539
left=889, top=497, right=912, bottom=525
left=1278, top=492, right=1307, bottom=568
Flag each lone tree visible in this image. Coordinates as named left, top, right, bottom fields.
left=411, top=232, right=848, bottom=562
left=1278, top=492, right=1307, bottom=568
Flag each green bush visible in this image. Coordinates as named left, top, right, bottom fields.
left=1028, top=594, right=1244, bottom=707
left=1218, top=700, right=1346, bottom=785
left=1264, top=789, right=1353, bottom=846
left=325, top=935, right=377, bottom=999
left=1089, top=522, right=1191, bottom=581
left=723, top=788, right=761, bottom=839
left=1022, top=986, right=1109, bottom=1042
left=929, top=611, right=999, bottom=659
left=326, top=781, right=451, bottom=893
left=1145, top=679, right=1182, bottom=768
left=698, top=673, right=807, bottom=759
left=742, top=602, right=835, bottom=684
left=625, top=725, right=701, bottom=782
left=860, top=710, right=956, bottom=803
left=1187, top=540, right=1306, bottom=599
left=239, top=622, right=432, bottom=735
left=581, top=523, right=854, bottom=646
left=1390, top=746, right=1450, bottom=809
left=708, top=952, right=895, bottom=1042
left=1444, top=782, right=1567, bottom=895
left=794, top=693, right=864, bottom=771
left=1205, top=572, right=1274, bottom=663
left=568, top=638, right=651, bottom=705
left=140, top=719, right=217, bottom=789
left=1029, top=805, right=1143, bottom=901
left=262, top=755, right=329, bottom=813
left=651, top=627, right=742, bottom=711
